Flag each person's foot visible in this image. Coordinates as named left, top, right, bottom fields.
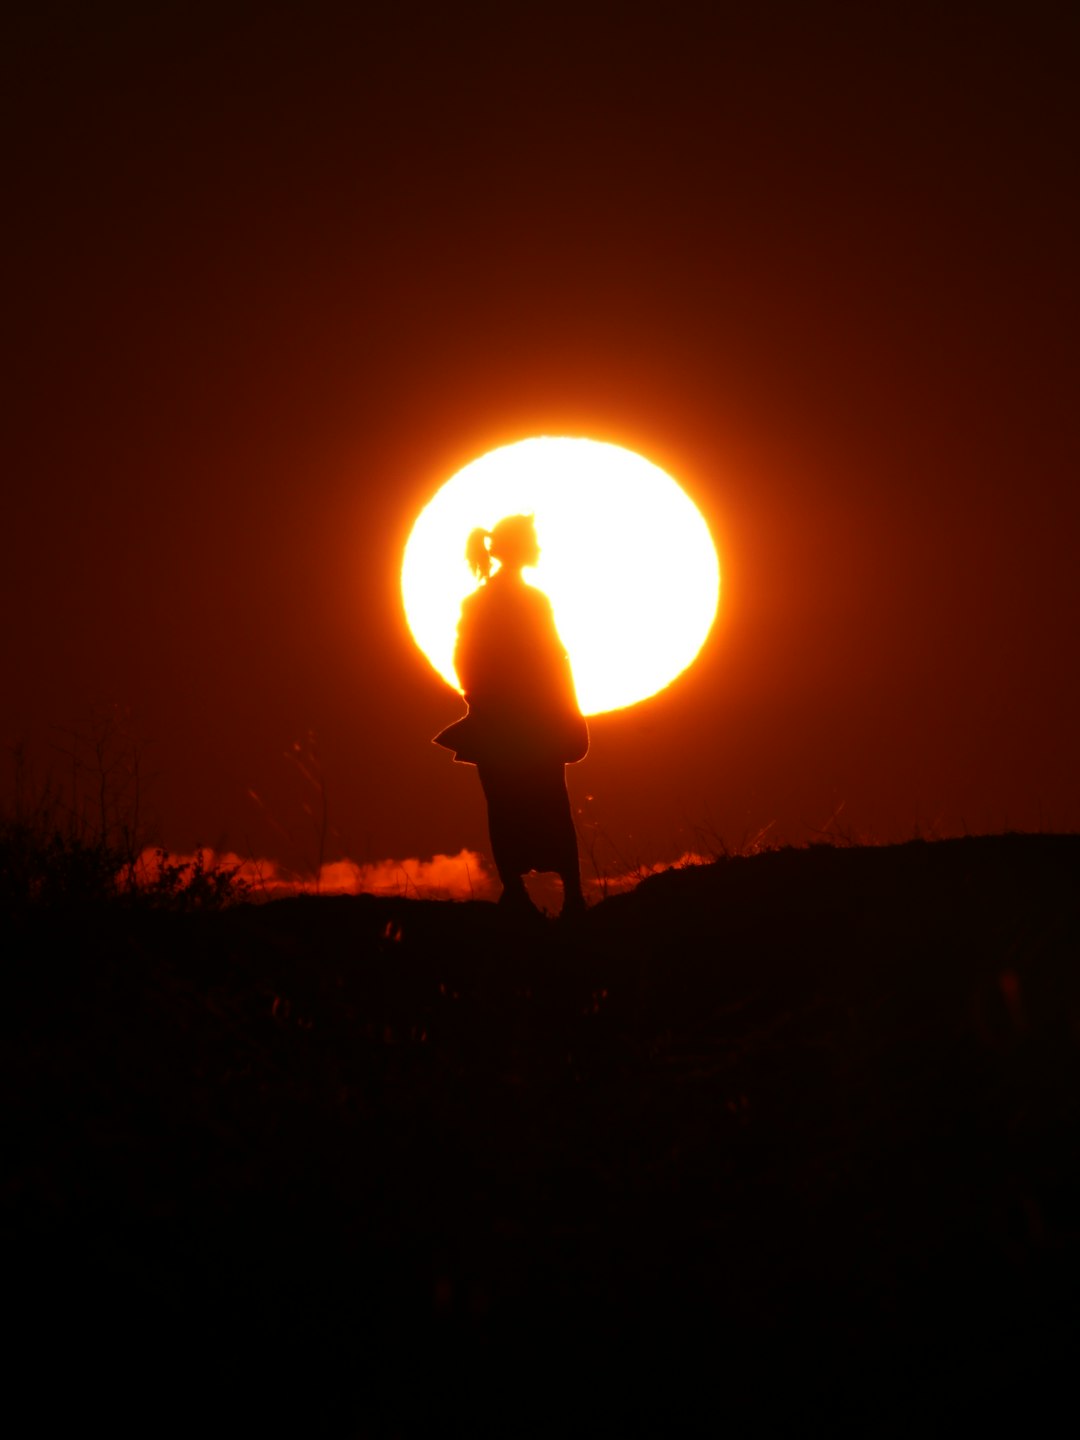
left=496, top=889, right=548, bottom=934
left=559, top=882, right=588, bottom=922
left=497, top=877, right=531, bottom=908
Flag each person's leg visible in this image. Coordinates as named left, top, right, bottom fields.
left=477, top=761, right=584, bottom=915
left=551, top=764, right=586, bottom=914
left=477, top=764, right=538, bottom=910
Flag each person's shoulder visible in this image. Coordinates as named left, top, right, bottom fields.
left=522, top=579, right=555, bottom=610
left=459, top=583, right=490, bottom=618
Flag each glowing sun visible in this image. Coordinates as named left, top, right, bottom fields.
left=401, top=437, right=720, bottom=714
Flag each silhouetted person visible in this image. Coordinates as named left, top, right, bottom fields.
left=434, top=514, right=589, bottom=917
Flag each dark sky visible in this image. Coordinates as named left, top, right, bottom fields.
left=4, top=1, right=1079, bottom=881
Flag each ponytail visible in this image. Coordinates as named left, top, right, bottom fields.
left=465, top=527, right=492, bottom=580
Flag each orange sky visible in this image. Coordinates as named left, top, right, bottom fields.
left=4, top=3, right=1079, bottom=880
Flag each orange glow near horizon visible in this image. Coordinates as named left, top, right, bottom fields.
left=401, top=437, right=721, bottom=714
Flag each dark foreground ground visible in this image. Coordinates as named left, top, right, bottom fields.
left=5, top=834, right=1080, bottom=1431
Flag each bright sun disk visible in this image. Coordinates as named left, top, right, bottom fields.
left=401, top=437, right=720, bottom=714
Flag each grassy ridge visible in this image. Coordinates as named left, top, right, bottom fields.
left=5, top=834, right=1079, bottom=1428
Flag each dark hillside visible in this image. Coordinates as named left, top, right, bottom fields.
left=5, top=835, right=1079, bottom=1429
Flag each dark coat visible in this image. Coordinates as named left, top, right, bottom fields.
left=433, top=571, right=589, bottom=767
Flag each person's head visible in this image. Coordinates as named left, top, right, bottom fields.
left=465, top=514, right=540, bottom=579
